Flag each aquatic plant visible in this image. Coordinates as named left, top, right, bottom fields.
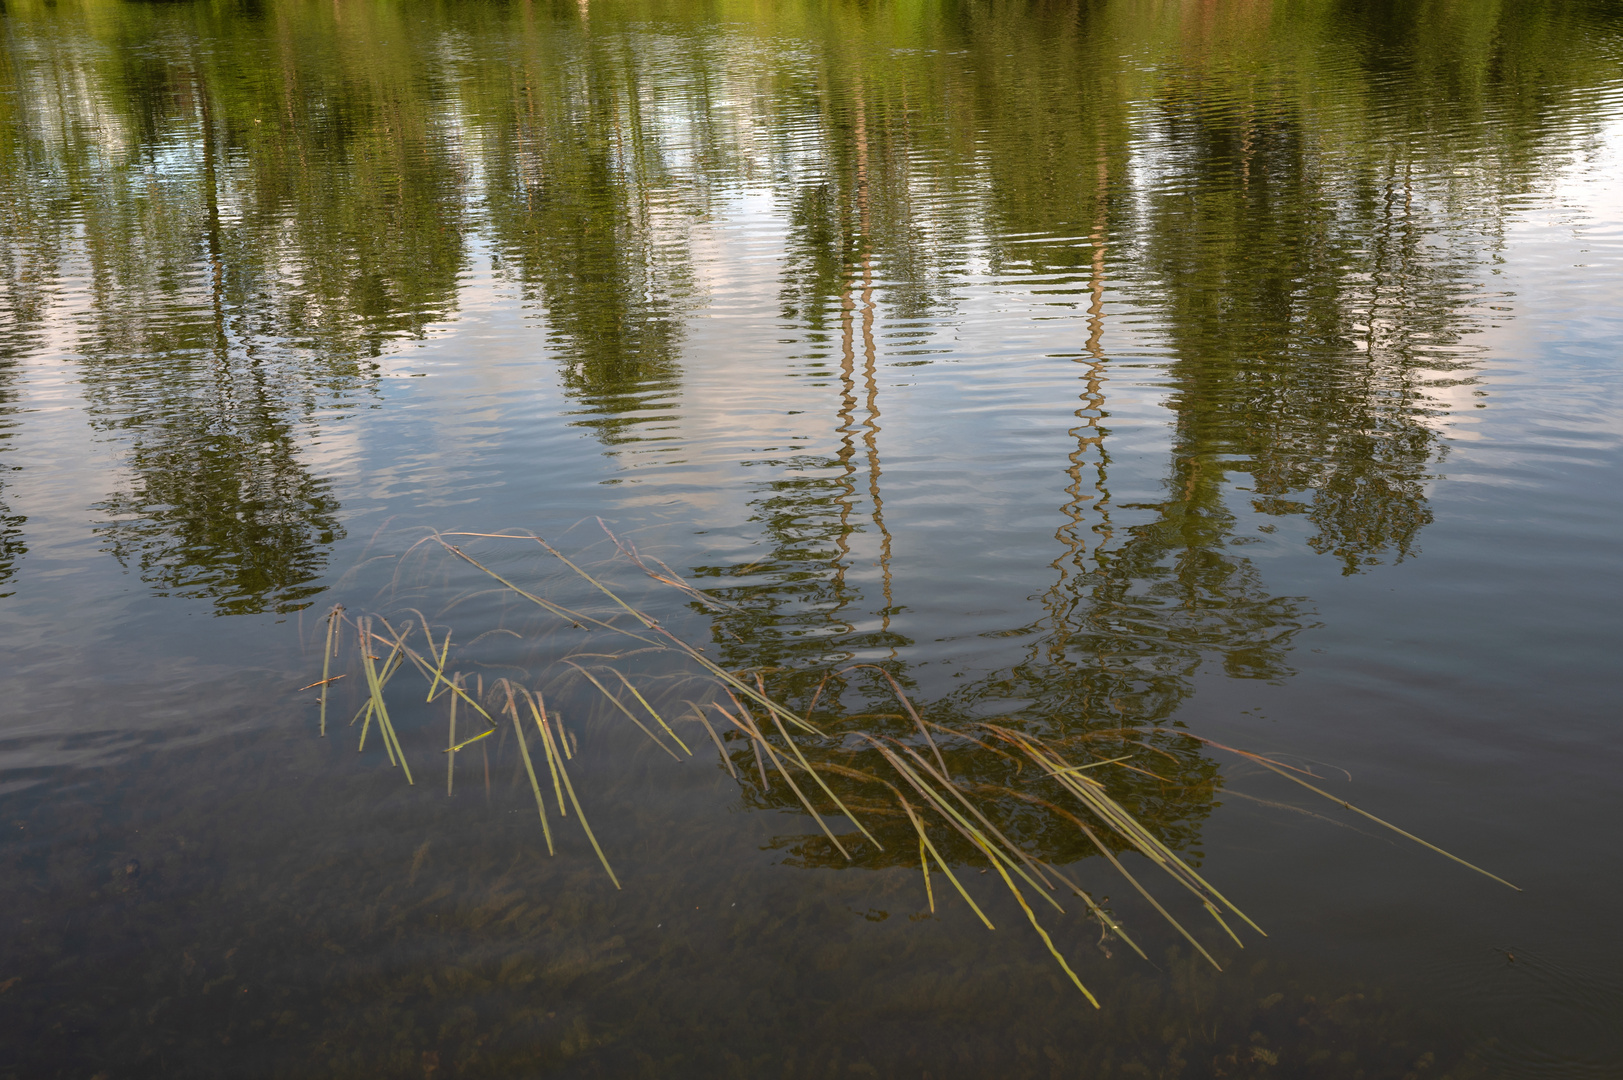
left=306, top=526, right=1516, bottom=1009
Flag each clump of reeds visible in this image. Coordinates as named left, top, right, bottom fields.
left=305, top=526, right=1517, bottom=1009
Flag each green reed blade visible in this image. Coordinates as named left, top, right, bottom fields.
left=357, top=701, right=374, bottom=751
left=1212, top=738, right=1521, bottom=892
left=319, top=605, right=340, bottom=737
left=971, top=834, right=1100, bottom=1008
left=714, top=703, right=850, bottom=860
left=427, top=625, right=453, bottom=703
left=897, top=795, right=993, bottom=930
left=441, top=532, right=822, bottom=740
left=560, top=661, right=680, bottom=761
left=361, top=620, right=412, bottom=784
left=850, top=664, right=949, bottom=778
left=443, top=727, right=493, bottom=754
left=884, top=738, right=1056, bottom=896
left=447, top=674, right=458, bottom=797
left=749, top=693, right=882, bottom=852
left=1203, top=901, right=1244, bottom=949
left=919, top=837, right=935, bottom=913
left=536, top=701, right=620, bottom=890
left=687, top=702, right=737, bottom=779
left=875, top=743, right=1063, bottom=913
left=1022, top=763, right=1224, bottom=972
left=501, top=681, right=552, bottom=854
left=524, top=690, right=567, bottom=816
left=1044, top=749, right=1259, bottom=937
left=981, top=724, right=1256, bottom=940
left=1037, top=859, right=1150, bottom=964
left=610, top=669, right=691, bottom=756
left=433, top=538, right=664, bottom=647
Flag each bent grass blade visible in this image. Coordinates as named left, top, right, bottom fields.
left=560, top=661, right=681, bottom=761
left=501, top=680, right=553, bottom=855
left=534, top=695, right=620, bottom=889
left=1156, top=728, right=1521, bottom=892
left=972, top=834, right=1100, bottom=1009
left=897, top=794, right=993, bottom=929
left=714, top=702, right=851, bottom=860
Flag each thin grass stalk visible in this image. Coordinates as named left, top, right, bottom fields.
left=427, top=625, right=453, bottom=703
left=1060, top=807, right=1223, bottom=971
left=849, top=665, right=948, bottom=778
left=897, top=795, right=994, bottom=930
left=746, top=692, right=882, bottom=852
left=523, top=689, right=567, bottom=816
left=360, top=621, right=413, bottom=783
left=439, top=533, right=823, bottom=740
left=533, top=697, right=620, bottom=889
left=1036, top=858, right=1150, bottom=963
left=433, top=539, right=664, bottom=647
left=713, top=703, right=850, bottom=860
left=357, top=701, right=374, bottom=751
left=872, top=742, right=1063, bottom=913
left=687, top=702, right=737, bottom=779
left=1031, top=741, right=1261, bottom=937
left=560, top=661, right=680, bottom=761
left=1203, top=901, right=1245, bottom=948
left=501, top=680, right=553, bottom=854
left=970, top=834, right=1100, bottom=1009
left=982, top=724, right=1260, bottom=939
left=447, top=673, right=459, bottom=797
left=609, top=669, right=692, bottom=755
left=919, top=837, right=935, bottom=913
left=1155, top=729, right=1520, bottom=891
left=882, top=737, right=1056, bottom=895
left=319, top=605, right=341, bottom=737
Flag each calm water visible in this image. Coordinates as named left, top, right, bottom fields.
left=2, top=0, right=1622, bottom=1075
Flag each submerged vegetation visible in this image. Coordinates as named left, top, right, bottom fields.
left=309, top=526, right=1516, bottom=1009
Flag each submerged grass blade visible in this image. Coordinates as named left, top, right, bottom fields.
left=687, top=702, right=737, bottom=779
left=560, top=661, right=681, bottom=761
left=524, top=689, right=567, bottom=816
left=1158, top=729, right=1521, bottom=892
left=870, top=740, right=1062, bottom=913
left=319, top=605, right=341, bottom=737
left=447, top=675, right=458, bottom=797
left=534, top=696, right=620, bottom=889
left=919, top=836, right=935, bottom=913
left=715, top=703, right=850, bottom=860
left=972, top=834, right=1100, bottom=1008
left=752, top=692, right=882, bottom=852
left=502, top=680, right=553, bottom=854
left=360, top=619, right=412, bottom=784
left=609, top=669, right=691, bottom=756
left=897, top=795, right=993, bottom=930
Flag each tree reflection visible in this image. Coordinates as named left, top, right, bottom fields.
left=660, top=0, right=1609, bottom=868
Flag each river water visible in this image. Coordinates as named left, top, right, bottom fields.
left=2, top=0, right=1621, bottom=1075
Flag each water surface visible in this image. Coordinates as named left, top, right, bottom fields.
left=2, top=0, right=1622, bottom=1075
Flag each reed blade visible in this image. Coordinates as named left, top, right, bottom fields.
left=750, top=693, right=882, bottom=852
left=536, top=699, right=620, bottom=889
left=502, top=681, right=553, bottom=854
left=715, top=703, right=850, bottom=860
left=687, top=702, right=737, bottom=779
left=525, top=690, right=568, bottom=816
left=610, top=669, right=691, bottom=755
left=561, top=661, right=681, bottom=761
left=897, top=795, right=993, bottom=930
left=319, top=604, right=340, bottom=737
left=972, top=835, right=1100, bottom=1008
